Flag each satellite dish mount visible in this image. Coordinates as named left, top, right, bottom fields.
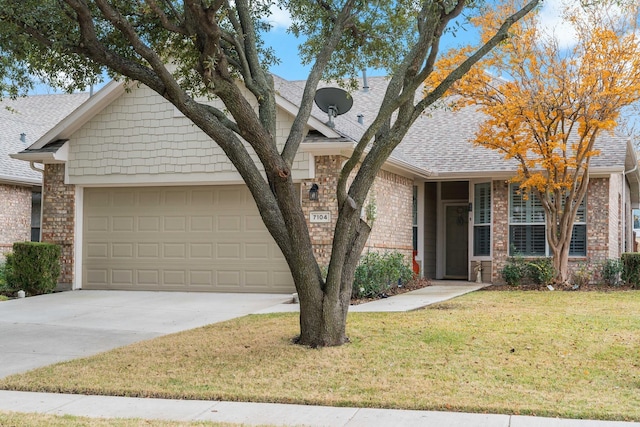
left=314, top=87, right=353, bottom=128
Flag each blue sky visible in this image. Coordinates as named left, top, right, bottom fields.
left=261, top=0, right=574, bottom=81
left=261, top=7, right=479, bottom=81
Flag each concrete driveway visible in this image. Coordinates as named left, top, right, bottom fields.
left=0, top=290, right=291, bottom=379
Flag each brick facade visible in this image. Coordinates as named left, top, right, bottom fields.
left=41, top=164, right=75, bottom=287
left=365, top=169, right=413, bottom=260
left=491, top=177, right=616, bottom=284
left=301, top=155, right=414, bottom=267
left=0, top=184, right=32, bottom=258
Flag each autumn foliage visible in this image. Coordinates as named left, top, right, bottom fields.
left=429, top=0, right=640, bottom=282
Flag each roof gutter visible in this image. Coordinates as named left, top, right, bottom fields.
left=0, top=173, right=41, bottom=186
left=10, top=141, right=69, bottom=164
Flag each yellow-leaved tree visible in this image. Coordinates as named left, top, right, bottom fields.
left=429, top=0, right=640, bottom=283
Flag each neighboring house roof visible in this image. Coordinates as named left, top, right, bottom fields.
left=0, top=92, right=89, bottom=185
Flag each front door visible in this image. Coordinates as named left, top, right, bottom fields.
left=445, top=204, right=469, bottom=279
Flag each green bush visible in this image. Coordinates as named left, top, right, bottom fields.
left=501, top=256, right=527, bottom=286
left=0, top=258, right=10, bottom=296
left=527, top=257, right=555, bottom=286
left=621, top=253, right=640, bottom=289
left=353, top=251, right=414, bottom=298
left=501, top=256, right=557, bottom=287
left=0, top=254, right=18, bottom=296
left=5, top=242, right=61, bottom=296
left=600, top=258, right=623, bottom=287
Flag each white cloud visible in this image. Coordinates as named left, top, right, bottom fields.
left=268, top=4, right=292, bottom=30
left=536, top=0, right=578, bottom=49
left=536, top=0, right=627, bottom=49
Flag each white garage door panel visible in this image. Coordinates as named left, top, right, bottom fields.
left=83, top=186, right=295, bottom=293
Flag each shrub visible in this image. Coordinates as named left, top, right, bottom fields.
left=0, top=258, right=10, bottom=296
left=527, top=257, right=555, bottom=286
left=600, top=258, right=623, bottom=287
left=621, top=253, right=640, bottom=289
left=353, top=251, right=414, bottom=298
left=501, top=257, right=527, bottom=286
left=5, top=242, right=61, bottom=296
left=572, top=261, right=593, bottom=287
left=0, top=254, right=18, bottom=296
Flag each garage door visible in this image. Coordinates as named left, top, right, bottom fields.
left=82, top=186, right=295, bottom=293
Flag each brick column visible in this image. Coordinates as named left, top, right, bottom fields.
left=492, top=180, right=510, bottom=283
left=301, top=156, right=341, bottom=267
left=41, top=164, right=75, bottom=288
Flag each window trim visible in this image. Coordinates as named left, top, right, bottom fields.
left=508, top=184, right=587, bottom=258
left=470, top=180, right=492, bottom=261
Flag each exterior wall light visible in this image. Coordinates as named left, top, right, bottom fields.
left=309, top=183, right=319, bottom=201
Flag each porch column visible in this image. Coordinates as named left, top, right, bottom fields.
left=41, top=164, right=75, bottom=290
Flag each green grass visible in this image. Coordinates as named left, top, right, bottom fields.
left=0, top=295, right=8, bottom=301
left=1, top=291, right=639, bottom=421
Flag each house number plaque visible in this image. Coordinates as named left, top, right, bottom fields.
left=310, top=211, right=331, bottom=223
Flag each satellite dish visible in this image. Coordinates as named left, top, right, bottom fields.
left=314, top=87, right=353, bottom=128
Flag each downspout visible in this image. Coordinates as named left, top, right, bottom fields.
left=30, top=162, right=44, bottom=173
left=623, top=160, right=638, bottom=254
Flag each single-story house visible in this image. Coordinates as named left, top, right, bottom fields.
left=10, top=76, right=640, bottom=291
left=1, top=93, right=89, bottom=258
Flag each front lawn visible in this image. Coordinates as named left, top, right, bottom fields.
left=1, top=291, right=638, bottom=421
left=0, top=411, right=246, bottom=426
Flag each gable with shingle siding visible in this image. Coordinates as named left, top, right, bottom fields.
left=65, top=83, right=311, bottom=186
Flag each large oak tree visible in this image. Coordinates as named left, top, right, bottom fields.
left=0, top=0, right=538, bottom=346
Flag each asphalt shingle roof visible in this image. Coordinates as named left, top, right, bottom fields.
left=0, top=93, right=89, bottom=184
left=276, top=75, right=632, bottom=176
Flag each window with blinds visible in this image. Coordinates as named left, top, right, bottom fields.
left=473, top=182, right=491, bottom=256
left=509, top=184, right=587, bottom=257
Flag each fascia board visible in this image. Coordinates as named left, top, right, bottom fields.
left=29, top=80, right=125, bottom=150
left=428, top=171, right=515, bottom=180
left=434, top=167, right=626, bottom=181
left=300, top=141, right=357, bottom=156
left=300, top=141, right=432, bottom=179
left=385, top=157, right=433, bottom=179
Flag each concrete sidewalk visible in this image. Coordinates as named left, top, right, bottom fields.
left=256, top=281, right=487, bottom=313
left=2, top=282, right=637, bottom=426
left=0, top=390, right=637, bottom=426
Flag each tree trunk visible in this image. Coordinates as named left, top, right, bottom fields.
left=294, top=212, right=371, bottom=347
left=554, top=242, right=571, bottom=284
left=297, top=284, right=351, bottom=347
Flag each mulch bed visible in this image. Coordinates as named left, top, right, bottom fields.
left=481, top=283, right=636, bottom=292
left=350, top=277, right=432, bottom=305
left=349, top=279, right=635, bottom=306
